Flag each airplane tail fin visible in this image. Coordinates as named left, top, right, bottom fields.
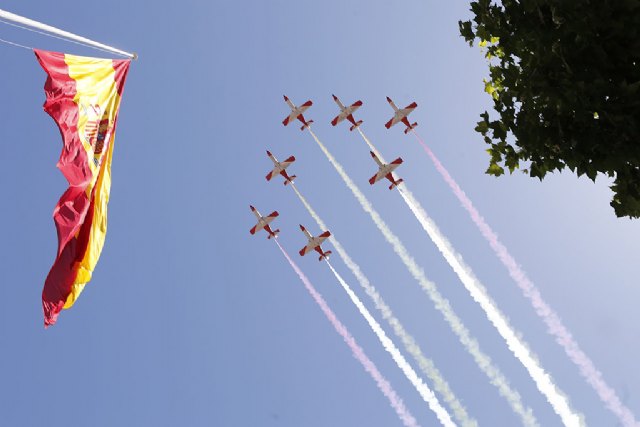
left=267, top=229, right=280, bottom=239
left=284, top=175, right=296, bottom=186
left=319, top=250, right=332, bottom=261
left=389, top=179, right=404, bottom=190
left=404, top=123, right=418, bottom=134
left=350, top=120, right=363, bottom=131
left=300, top=120, right=314, bottom=131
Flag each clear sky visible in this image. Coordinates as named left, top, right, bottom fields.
left=1, top=1, right=638, bottom=426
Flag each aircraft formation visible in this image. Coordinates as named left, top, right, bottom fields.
left=251, top=94, right=417, bottom=256
left=248, top=95, right=636, bottom=427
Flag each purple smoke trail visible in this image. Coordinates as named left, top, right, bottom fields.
left=274, top=239, right=422, bottom=427
left=412, top=131, right=638, bottom=427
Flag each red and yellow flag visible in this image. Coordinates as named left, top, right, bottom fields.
left=35, top=50, right=130, bottom=327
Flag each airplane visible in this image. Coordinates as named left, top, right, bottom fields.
left=298, top=224, right=332, bottom=261
left=282, top=95, right=314, bottom=130
left=249, top=205, right=280, bottom=239
left=384, top=96, right=418, bottom=134
left=368, top=150, right=404, bottom=190
left=330, top=94, right=363, bottom=131
left=265, top=150, right=296, bottom=185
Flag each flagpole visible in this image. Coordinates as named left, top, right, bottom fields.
left=0, top=9, right=137, bottom=59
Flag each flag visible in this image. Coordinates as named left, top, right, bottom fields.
left=35, top=49, right=131, bottom=327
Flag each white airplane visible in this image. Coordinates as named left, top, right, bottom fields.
left=249, top=205, right=280, bottom=239
left=384, top=97, right=418, bottom=134
left=298, top=224, right=332, bottom=261
left=265, top=150, right=296, bottom=185
left=282, top=95, right=314, bottom=130
left=368, top=151, right=404, bottom=190
left=330, top=94, right=363, bottom=131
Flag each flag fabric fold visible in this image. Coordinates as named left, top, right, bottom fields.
left=35, top=49, right=130, bottom=327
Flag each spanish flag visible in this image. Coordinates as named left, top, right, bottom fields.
left=35, top=50, right=130, bottom=327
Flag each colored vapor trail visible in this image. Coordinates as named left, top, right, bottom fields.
left=397, top=185, right=583, bottom=427
left=324, top=259, right=456, bottom=427
left=308, top=128, right=539, bottom=427
left=411, top=131, right=639, bottom=427
left=274, top=239, right=421, bottom=427
left=290, top=183, right=477, bottom=427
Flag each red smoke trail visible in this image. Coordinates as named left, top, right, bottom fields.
left=412, top=131, right=637, bottom=427
left=274, top=239, right=422, bottom=427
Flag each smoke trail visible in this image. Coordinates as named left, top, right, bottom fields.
left=290, top=183, right=477, bottom=427
left=412, top=131, right=638, bottom=427
left=325, top=259, right=456, bottom=427
left=358, top=127, right=380, bottom=156
left=397, top=184, right=583, bottom=426
left=274, top=239, right=421, bottom=427
left=307, top=128, right=539, bottom=427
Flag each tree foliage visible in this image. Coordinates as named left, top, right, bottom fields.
left=459, top=0, right=640, bottom=218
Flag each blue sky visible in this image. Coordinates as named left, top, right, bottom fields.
left=1, top=1, right=639, bottom=426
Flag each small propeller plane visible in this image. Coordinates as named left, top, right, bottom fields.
left=299, top=224, right=332, bottom=261
left=384, top=96, right=418, bottom=134
left=330, top=94, right=363, bottom=131
left=368, top=151, right=404, bottom=190
left=265, top=150, right=296, bottom=185
left=249, top=205, right=280, bottom=239
left=282, top=95, right=314, bottom=130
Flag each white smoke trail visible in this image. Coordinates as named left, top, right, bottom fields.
left=307, top=128, right=538, bottom=427
left=290, top=183, right=477, bottom=427
left=325, top=259, right=456, bottom=426
left=274, top=239, right=421, bottom=427
left=397, top=184, right=584, bottom=427
left=412, top=131, right=638, bottom=427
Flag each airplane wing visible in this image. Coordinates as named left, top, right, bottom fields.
left=331, top=114, right=344, bottom=126
left=266, top=166, right=280, bottom=181
left=299, top=243, right=313, bottom=256
left=385, top=116, right=400, bottom=129
left=283, top=112, right=298, bottom=126
left=369, top=171, right=385, bottom=185
left=385, top=158, right=403, bottom=175
left=316, top=231, right=331, bottom=246
left=264, top=211, right=279, bottom=223
left=399, top=102, right=417, bottom=117
left=348, top=100, right=363, bottom=112
left=279, top=155, right=295, bottom=168
left=297, top=100, right=313, bottom=115
left=389, top=157, right=403, bottom=168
